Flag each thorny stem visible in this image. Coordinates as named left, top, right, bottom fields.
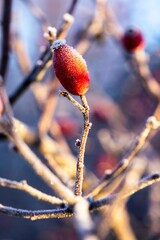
left=74, top=95, right=91, bottom=196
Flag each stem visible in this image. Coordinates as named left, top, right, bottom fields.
left=74, top=95, right=91, bottom=196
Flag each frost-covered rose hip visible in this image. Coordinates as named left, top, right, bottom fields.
left=121, top=28, right=145, bottom=53
left=51, top=39, right=90, bottom=95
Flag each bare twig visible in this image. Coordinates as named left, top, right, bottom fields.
left=60, top=92, right=92, bottom=196
left=0, top=0, right=12, bottom=80
left=86, top=115, right=160, bottom=198
left=12, top=33, right=32, bottom=74
left=37, top=82, right=58, bottom=136
left=60, top=91, right=85, bottom=113
left=89, top=173, right=160, bottom=210
left=0, top=177, right=65, bottom=205
left=129, top=51, right=160, bottom=102
left=0, top=204, right=73, bottom=220
left=74, top=95, right=91, bottom=196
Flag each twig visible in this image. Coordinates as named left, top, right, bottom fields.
left=44, top=154, right=72, bottom=187
left=38, top=83, right=58, bottom=136
left=74, top=95, right=91, bottom=196
left=86, top=115, right=160, bottom=198
left=60, top=91, right=85, bottom=113
left=89, top=173, right=160, bottom=210
left=25, top=0, right=49, bottom=31
left=74, top=198, right=99, bottom=240
left=130, top=51, right=160, bottom=102
left=60, top=92, right=92, bottom=196
left=0, top=177, right=65, bottom=205
left=0, top=0, right=12, bottom=80
left=12, top=33, right=32, bottom=74
left=0, top=204, right=73, bottom=220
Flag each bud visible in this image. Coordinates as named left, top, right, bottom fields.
left=51, top=40, right=90, bottom=95
left=121, top=27, right=145, bottom=53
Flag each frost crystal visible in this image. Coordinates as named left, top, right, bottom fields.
left=51, top=39, right=66, bottom=50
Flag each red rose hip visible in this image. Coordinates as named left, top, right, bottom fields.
left=51, top=40, right=90, bottom=96
left=121, top=27, right=145, bottom=53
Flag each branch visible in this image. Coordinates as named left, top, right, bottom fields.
left=89, top=173, right=160, bottom=210
left=60, top=91, right=85, bottom=113
left=86, top=115, right=160, bottom=198
left=0, top=204, right=73, bottom=220
left=129, top=51, right=160, bottom=102
left=0, top=0, right=12, bottom=80
left=74, top=95, right=92, bottom=196
left=0, top=177, right=65, bottom=205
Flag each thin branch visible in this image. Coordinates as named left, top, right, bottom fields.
left=38, top=83, right=58, bottom=136
left=89, top=173, right=160, bottom=211
left=60, top=91, right=85, bottom=113
left=0, top=177, right=65, bottom=205
left=130, top=51, right=160, bottom=102
left=0, top=204, right=73, bottom=220
left=86, top=115, right=160, bottom=198
left=74, top=95, right=92, bottom=196
left=60, top=92, right=92, bottom=196
left=0, top=0, right=12, bottom=80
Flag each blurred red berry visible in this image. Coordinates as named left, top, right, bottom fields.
left=96, top=153, right=117, bottom=177
left=52, top=39, right=90, bottom=95
left=121, top=28, right=145, bottom=53
left=56, top=116, right=79, bottom=137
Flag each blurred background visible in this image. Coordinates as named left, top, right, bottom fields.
left=0, top=0, right=160, bottom=239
